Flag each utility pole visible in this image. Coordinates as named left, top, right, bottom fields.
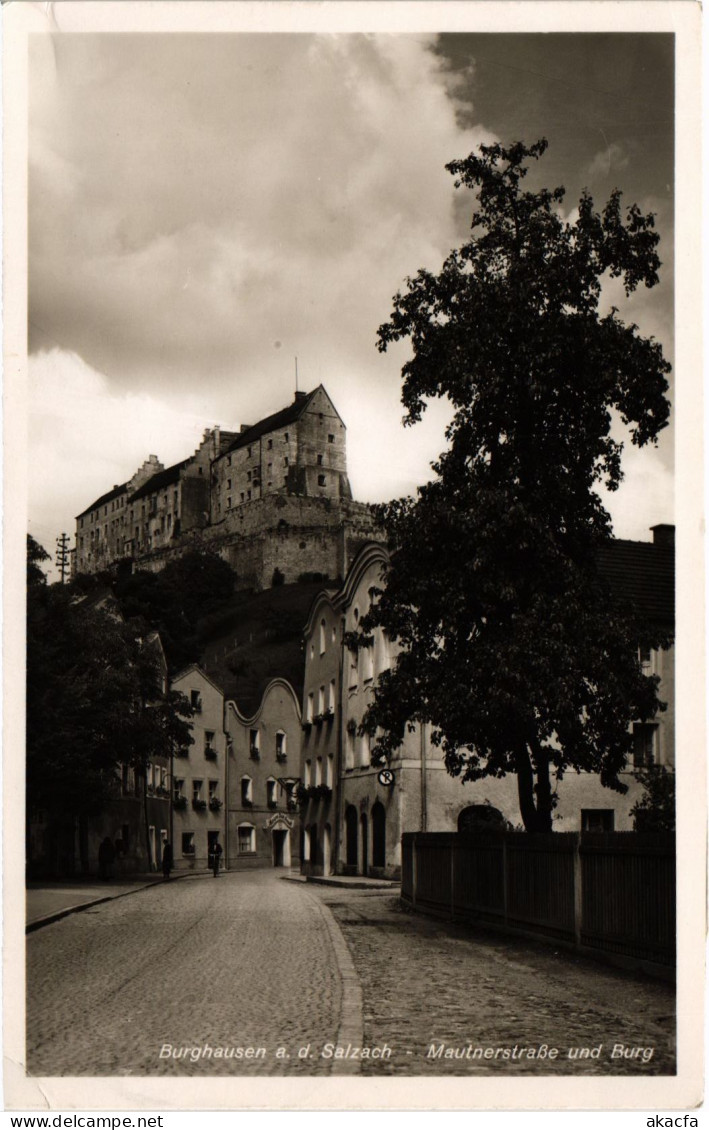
left=55, top=532, right=71, bottom=584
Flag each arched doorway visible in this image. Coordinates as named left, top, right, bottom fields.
left=372, top=802, right=386, bottom=869
left=457, top=805, right=507, bottom=833
left=345, top=806, right=358, bottom=868
left=360, top=812, right=369, bottom=877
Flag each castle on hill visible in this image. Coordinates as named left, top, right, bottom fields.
left=74, top=386, right=381, bottom=590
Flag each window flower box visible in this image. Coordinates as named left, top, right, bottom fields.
left=314, top=713, right=325, bottom=726
left=208, top=798, right=223, bottom=811
left=276, top=752, right=288, bottom=763
left=173, top=796, right=187, bottom=810
left=182, top=845, right=195, bottom=856
left=192, top=798, right=207, bottom=812
left=205, top=747, right=217, bottom=761
left=249, top=746, right=260, bottom=760
left=302, top=720, right=312, bottom=733
left=175, top=747, right=189, bottom=758
left=267, top=799, right=278, bottom=810
left=242, top=798, right=253, bottom=808
left=307, top=784, right=332, bottom=801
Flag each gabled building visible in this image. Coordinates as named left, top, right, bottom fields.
left=225, top=679, right=302, bottom=870
left=300, top=529, right=676, bottom=878
left=170, top=665, right=228, bottom=870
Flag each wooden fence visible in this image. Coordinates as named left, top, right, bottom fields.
left=401, top=831, right=675, bottom=976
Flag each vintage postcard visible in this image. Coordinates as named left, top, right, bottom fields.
left=3, top=0, right=704, bottom=1115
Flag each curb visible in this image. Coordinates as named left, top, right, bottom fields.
left=305, top=876, right=398, bottom=890
left=304, top=887, right=364, bottom=1076
left=25, top=871, right=199, bottom=933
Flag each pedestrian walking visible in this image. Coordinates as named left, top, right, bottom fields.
left=98, top=837, right=115, bottom=881
left=161, top=839, right=173, bottom=880
left=212, top=839, right=223, bottom=877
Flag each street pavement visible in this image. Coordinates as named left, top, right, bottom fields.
left=26, top=869, right=675, bottom=1078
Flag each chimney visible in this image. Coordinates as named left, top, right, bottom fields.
left=651, top=524, right=675, bottom=548
left=294, top=390, right=307, bottom=402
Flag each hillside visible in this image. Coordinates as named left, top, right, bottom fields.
left=197, top=581, right=329, bottom=716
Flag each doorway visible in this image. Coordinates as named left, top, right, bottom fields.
left=272, top=829, right=290, bottom=867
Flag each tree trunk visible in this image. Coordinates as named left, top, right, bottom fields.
left=515, top=742, right=553, bottom=832
left=531, top=739, right=554, bottom=833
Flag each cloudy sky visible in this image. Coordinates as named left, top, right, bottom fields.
left=28, top=31, right=674, bottom=574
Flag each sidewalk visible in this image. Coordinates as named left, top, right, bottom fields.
left=282, top=872, right=399, bottom=890
left=26, top=873, right=190, bottom=930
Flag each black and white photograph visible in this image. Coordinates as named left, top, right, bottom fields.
left=4, top=0, right=704, bottom=1114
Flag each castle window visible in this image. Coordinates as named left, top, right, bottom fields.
left=317, top=475, right=326, bottom=487
left=267, top=439, right=273, bottom=450
left=284, top=433, right=289, bottom=442
left=317, top=454, right=323, bottom=466
left=227, top=455, right=232, bottom=466
left=240, top=493, right=245, bottom=503
left=284, top=457, right=289, bottom=467
left=227, top=497, right=232, bottom=509
left=328, top=434, right=334, bottom=444
left=227, top=479, right=231, bottom=489
left=319, top=619, right=327, bottom=655
left=247, top=471, right=252, bottom=482
left=247, top=447, right=252, bottom=458
left=247, top=490, right=251, bottom=500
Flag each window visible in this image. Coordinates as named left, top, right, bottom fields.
left=247, top=446, right=252, bottom=458
left=249, top=729, right=260, bottom=758
left=319, top=619, right=327, bottom=655
left=240, top=493, right=245, bottom=503
left=237, top=825, right=255, bottom=853
left=276, top=731, right=287, bottom=760
left=318, top=686, right=326, bottom=715
left=192, top=780, right=203, bottom=801
left=317, top=454, right=323, bottom=466
left=241, top=777, right=253, bottom=806
left=315, top=757, right=323, bottom=786
left=317, top=475, right=326, bottom=487
left=328, top=434, right=334, bottom=444
left=208, top=779, right=219, bottom=800
left=204, top=732, right=216, bottom=759
left=247, top=471, right=252, bottom=482
left=328, top=679, right=336, bottom=715
left=227, top=455, right=232, bottom=466
left=362, top=644, right=374, bottom=683
left=307, top=692, right=314, bottom=722
left=304, top=760, right=312, bottom=787
left=284, top=457, right=289, bottom=467
left=639, top=645, right=655, bottom=674
left=326, top=754, right=334, bottom=788
left=267, top=439, right=273, bottom=450
left=247, top=490, right=251, bottom=500
left=190, top=690, right=202, bottom=713
left=284, top=433, right=289, bottom=442
left=359, top=731, right=371, bottom=767
left=147, top=763, right=154, bottom=791
left=174, top=778, right=185, bottom=800
left=227, top=497, right=232, bottom=509
left=633, top=723, right=658, bottom=767
left=227, top=479, right=232, bottom=490
left=266, top=779, right=277, bottom=806
left=182, top=832, right=195, bottom=856
left=581, top=809, right=615, bottom=832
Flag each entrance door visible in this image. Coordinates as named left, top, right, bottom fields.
left=148, top=825, right=156, bottom=871
left=322, top=825, right=331, bottom=876
left=273, top=829, right=290, bottom=867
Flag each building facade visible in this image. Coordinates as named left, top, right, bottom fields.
left=74, top=387, right=380, bottom=590
left=300, top=531, right=675, bottom=879
left=225, top=679, right=302, bottom=870
left=170, top=665, right=228, bottom=870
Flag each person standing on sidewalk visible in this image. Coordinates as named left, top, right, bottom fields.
left=161, top=840, right=173, bottom=880
left=212, top=839, right=223, bottom=878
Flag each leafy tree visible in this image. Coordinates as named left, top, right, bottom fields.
left=27, top=542, right=194, bottom=868
left=113, top=549, right=235, bottom=671
left=27, top=534, right=50, bottom=588
left=359, top=140, right=671, bottom=832
left=630, top=766, right=675, bottom=832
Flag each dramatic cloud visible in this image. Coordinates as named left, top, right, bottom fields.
left=27, top=32, right=674, bottom=575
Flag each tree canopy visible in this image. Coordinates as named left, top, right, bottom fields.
left=359, top=140, right=672, bottom=832
left=27, top=539, right=193, bottom=824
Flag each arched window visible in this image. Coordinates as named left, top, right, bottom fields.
left=345, top=806, right=358, bottom=866
left=315, top=757, right=323, bottom=786
left=345, top=725, right=355, bottom=770
left=319, top=619, right=327, bottom=655
left=276, top=730, right=287, bottom=760
left=304, top=760, right=312, bottom=787
left=318, top=685, right=325, bottom=714
left=362, top=644, right=374, bottom=683
left=359, top=731, right=371, bottom=767
left=266, top=778, right=277, bottom=807
left=237, top=824, right=255, bottom=854
left=372, top=802, right=386, bottom=869
left=326, top=754, right=334, bottom=788
left=457, top=805, right=507, bottom=834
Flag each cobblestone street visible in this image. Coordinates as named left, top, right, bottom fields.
left=315, top=887, right=676, bottom=1077
left=27, top=870, right=675, bottom=1078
